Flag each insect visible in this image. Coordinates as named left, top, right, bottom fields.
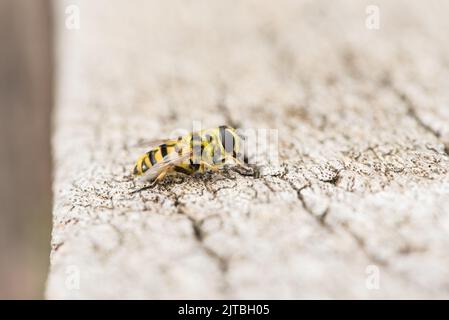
left=130, top=125, right=252, bottom=193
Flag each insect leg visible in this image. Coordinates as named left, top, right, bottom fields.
left=129, top=170, right=169, bottom=194
left=200, top=160, right=219, bottom=172
left=129, top=181, right=157, bottom=194
left=226, top=155, right=260, bottom=178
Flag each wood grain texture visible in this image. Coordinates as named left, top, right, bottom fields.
left=47, top=0, right=449, bottom=299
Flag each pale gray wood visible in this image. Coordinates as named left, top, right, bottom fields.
left=47, top=0, right=449, bottom=299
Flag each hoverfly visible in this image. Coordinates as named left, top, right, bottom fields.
left=130, top=125, right=251, bottom=193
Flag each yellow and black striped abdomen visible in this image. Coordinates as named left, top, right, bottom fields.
left=132, top=142, right=175, bottom=176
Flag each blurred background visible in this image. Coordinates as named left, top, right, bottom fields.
left=0, top=0, right=52, bottom=299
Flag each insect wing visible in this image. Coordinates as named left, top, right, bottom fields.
left=144, top=148, right=191, bottom=177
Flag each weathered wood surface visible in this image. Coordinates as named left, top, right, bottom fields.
left=47, top=0, right=449, bottom=299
